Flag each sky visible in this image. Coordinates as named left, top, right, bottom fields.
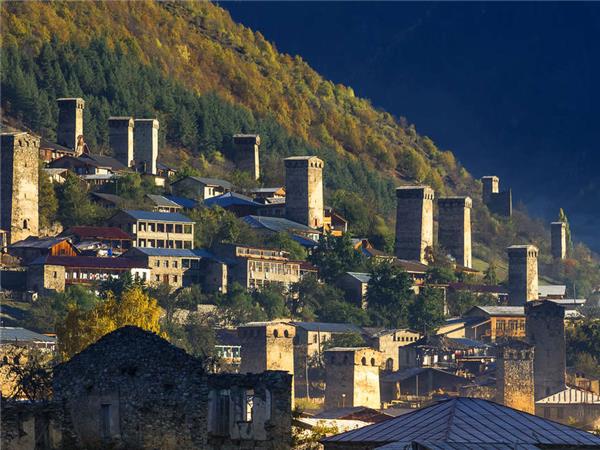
left=223, top=2, right=600, bottom=252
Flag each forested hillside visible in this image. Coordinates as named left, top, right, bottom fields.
left=1, top=1, right=599, bottom=295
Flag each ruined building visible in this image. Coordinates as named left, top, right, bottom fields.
left=438, top=196, right=472, bottom=268
left=233, top=134, right=260, bottom=180
left=1, top=132, right=40, bottom=245
left=495, top=339, right=535, bottom=414
left=507, top=245, right=539, bottom=306
left=324, top=347, right=381, bottom=410
left=526, top=300, right=567, bottom=400
left=108, top=116, right=134, bottom=169
left=551, top=221, right=567, bottom=260
left=57, top=97, right=85, bottom=151
left=134, top=119, right=159, bottom=175
left=395, top=186, right=434, bottom=264
left=284, top=156, right=324, bottom=229
left=481, top=175, right=512, bottom=217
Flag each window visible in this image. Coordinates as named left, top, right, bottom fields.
left=53, top=271, right=58, bottom=279
left=157, top=240, right=165, bottom=247
left=173, top=261, right=178, bottom=268
left=155, top=260, right=160, bottom=267
left=175, top=240, right=183, bottom=249
left=166, top=224, right=174, bottom=233
left=139, top=222, right=146, bottom=232
left=361, top=357, right=367, bottom=365
left=184, top=225, right=192, bottom=234
left=163, top=260, right=169, bottom=268
left=157, top=223, right=165, bottom=232
left=155, top=275, right=161, bottom=282
left=243, top=390, right=254, bottom=422
left=173, top=275, right=178, bottom=283
left=182, top=259, right=190, bottom=268
left=175, top=224, right=183, bottom=234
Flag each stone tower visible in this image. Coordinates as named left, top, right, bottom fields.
left=507, top=245, right=538, bottom=306
left=481, top=176, right=499, bottom=204
left=526, top=300, right=566, bottom=400
left=495, top=339, right=535, bottom=414
left=108, top=117, right=134, bottom=168
left=1, top=132, right=40, bottom=245
left=395, top=186, right=434, bottom=264
left=57, top=97, right=85, bottom=150
left=324, top=347, right=381, bottom=410
left=233, top=134, right=260, bottom=180
left=238, top=321, right=296, bottom=399
left=438, top=196, right=472, bottom=268
left=134, top=119, right=159, bottom=175
left=284, top=156, right=324, bottom=229
left=481, top=175, right=512, bottom=217
left=551, top=221, right=567, bottom=260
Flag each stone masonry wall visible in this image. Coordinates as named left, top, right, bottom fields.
left=507, top=245, right=538, bottom=306
left=234, top=134, right=261, bottom=181
left=551, top=222, right=566, bottom=260
left=496, top=341, right=535, bottom=414
left=57, top=98, right=84, bottom=150
left=438, top=197, right=472, bottom=268
left=134, top=119, right=159, bottom=175
left=108, top=117, right=134, bottom=168
left=395, top=186, right=434, bottom=264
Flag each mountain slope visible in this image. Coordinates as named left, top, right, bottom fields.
left=1, top=1, right=599, bottom=294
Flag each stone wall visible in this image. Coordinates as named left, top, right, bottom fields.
left=526, top=301, right=566, bottom=400
left=284, top=156, right=324, bottom=228
left=57, top=97, right=84, bottom=150
left=324, top=348, right=381, bottom=409
left=365, top=330, right=421, bottom=372
left=551, top=221, right=566, bottom=260
left=26, top=264, right=66, bottom=294
left=394, top=186, right=434, bottom=264
left=495, top=340, right=535, bottom=414
left=507, top=245, right=538, bottom=306
left=1, top=132, right=40, bottom=245
left=108, top=117, right=134, bottom=168
left=1, top=401, right=62, bottom=450
left=438, top=196, right=472, bottom=268
left=134, top=119, right=159, bottom=175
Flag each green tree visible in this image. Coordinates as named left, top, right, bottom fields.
left=322, top=332, right=365, bottom=350
left=38, top=162, right=58, bottom=229
left=215, top=283, right=266, bottom=325
left=426, top=266, right=457, bottom=284
left=253, top=284, right=289, bottom=319
left=483, top=262, right=498, bottom=285
left=309, top=233, right=364, bottom=283
left=265, top=232, right=307, bottom=261
left=55, top=172, right=108, bottom=227
left=366, top=261, right=414, bottom=328
left=408, top=287, right=445, bottom=333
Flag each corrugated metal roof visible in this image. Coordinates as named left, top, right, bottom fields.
left=0, top=327, right=56, bottom=344
left=242, top=215, right=315, bottom=233
left=346, top=271, right=372, bottom=283
left=204, top=192, right=260, bottom=208
left=536, top=387, right=600, bottom=404
left=122, top=210, right=194, bottom=223
left=292, top=322, right=363, bottom=333
left=322, top=397, right=600, bottom=446
left=470, top=306, right=525, bottom=317
left=163, top=195, right=199, bottom=209
left=146, top=194, right=181, bottom=208
left=172, top=176, right=232, bottom=190
left=538, top=284, right=567, bottom=297
left=376, top=443, right=541, bottom=450
left=67, top=226, right=132, bottom=240
left=91, top=192, right=125, bottom=204
left=9, top=236, right=69, bottom=249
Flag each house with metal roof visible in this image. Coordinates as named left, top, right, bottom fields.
left=536, top=387, right=600, bottom=430
left=145, top=194, right=182, bottom=213
left=163, top=194, right=199, bottom=210
left=121, top=247, right=201, bottom=288
left=242, top=215, right=321, bottom=246
left=321, top=397, right=600, bottom=449
left=338, top=272, right=372, bottom=308
left=170, top=175, right=233, bottom=200
left=538, top=284, right=567, bottom=299
left=203, top=192, right=261, bottom=216
left=63, top=226, right=133, bottom=256
left=90, top=192, right=126, bottom=209
left=0, top=327, right=56, bottom=348
left=9, top=236, right=79, bottom=264
left=107, top=210, right=194, bottom=250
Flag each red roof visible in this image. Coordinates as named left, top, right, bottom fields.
left=67, top=226, right=133, bottom=240
left=34, top=255, right=145, bottom=269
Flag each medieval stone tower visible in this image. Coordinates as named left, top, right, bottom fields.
left=482, top=175, right=512, bottom=217
left=551, top=221, right=567, bottom=260
left=507, top=245, right=539, bottom=306
left=57, top=97, right=85, bottom=151
left=438, top=196, right=472, bottom=268
left=108, top=117, right=134, bottom=168
left=233, top=134, right=260, bottom=180
left=395, top=186, right=434, bottom=264
left=1, top=132, right=40, bottom=245
left=284, top=156, right=324, bottom=229
left=134, top=119, right=159, bottom=175
left=324, top=347, right=381, bottom=410
left=526, top=300, right=566, bottom=400
left=495, top=339, right=535, bottom=414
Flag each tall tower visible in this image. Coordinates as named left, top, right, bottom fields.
left=108, top=117, right=134, bottom=168
left=395, top=186, right=434, bottom=264
left=134, top=119, right=159, bottom=175
left=551, top=222, right=567, bottom=260
left=507, top=245, right=538, bottom=306
left=495, top=339, right=535, bottom=414
left=1, top=132, right=40, bottom=244
left=57, top=97, right=85, bottom=150
left=284, top=156, right=324, bottom=228
left=324, top=347, right=381, bottom=409
left=233, top=134, right=260, bottom=180
left=438, top=196, right=472, bottom=268
left=526, top=300, right=566, bottom=400
left=481, top=175, right=499, bottom=205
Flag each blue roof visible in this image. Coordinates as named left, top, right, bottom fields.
left=122, top=210, right=194, bottom=223
left=242, top=215, right=316, bottom=233
left=163, top=195, right=199, bottom=209
left=323, top=397, right=600, bottom=446
left=127, top=248, right=199, bottom=257
left=204, top=192, right=260, bottom=208
left=1, top=327, right=56, bottom=344
left=291, top=234, right=319, bottom=248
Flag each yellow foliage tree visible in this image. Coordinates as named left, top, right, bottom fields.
left=56, top=287, right=164, bottom=360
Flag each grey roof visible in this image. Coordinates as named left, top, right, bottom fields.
left=163, top=195, right=199, bottom=209
left=80, top=153, right=128, bottom=171
left=146, top=194, right=181, bottom=208
left=121, top=210, right=193, bottom=223
left=292, top=322, right=363, bottom=333
left=376, top=443, right=541, bottom=450
left=173, top=176, right=232, bottom=190
left=1, top=327, right=56, bottom=344
left=323, top=397, right=600, bottom=446
left=9, top=236, right=70, bottom=249
left=538, top=284, right=567, bottom=297
left=242, top=215, right=316, bottom=233
left=381, top=367, right=467, bottom=383
left=469, top=306, right=525, bottom=317
left=91, top=192, right=125, bottom=205
left=124, top=248, right=199, bottom=258
left=345, top=272, right=371, bottom=283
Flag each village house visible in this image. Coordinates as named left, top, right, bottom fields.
left=536, top=388, right=600, bottom=429
left=241, top=215, right=320, bottom=247
left=8, top=236, right=79, bottom=264
left=62, top=226, right=133, bottom=256
left=380, top=366, right=470, bottom=401
left=204, top=192, right=262, bottom=216
left=338, top=272, right=371, bottom=308
left=146, top=194, right=183, bottom=213
left=463, top=305, right=527, bottom=342
left=323, top=207, right=348, bottom=236
left=107, top=210, right=194, bottom=249
left=42, top=167, right=69, bottom=184
left=170, top=176, right=232, bottom=201
left=90, top=192, right=125, bottom=209
left=250, top=186, right=286, bottom=201
left=121, top=247, right=201, bottom=288
left=48, top=153, right=128, bottom=176
left=26, top=255, right=149, bottom=294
